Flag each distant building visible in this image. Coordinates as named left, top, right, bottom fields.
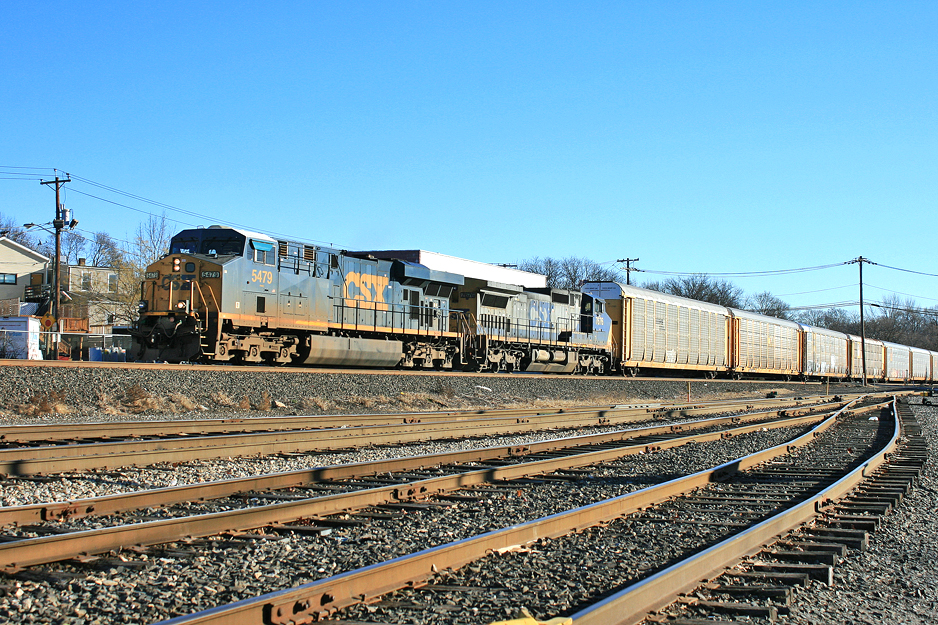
left=356, top=249, right=547, bottom=289
left=62, top=258, right=125, bottom=333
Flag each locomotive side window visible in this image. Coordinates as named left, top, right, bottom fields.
left=257, top=296, right=266, bottom=314
left=251, top=240, right=276, bottom=265
left=316, top=251, right=331, bottom=277
left=409, top=290, right=420, bottom=321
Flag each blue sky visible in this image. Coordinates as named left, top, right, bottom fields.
left=2, top=1, right=935, bottom=313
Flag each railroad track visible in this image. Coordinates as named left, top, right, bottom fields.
left=125, top=395, right=912, bottom=625
left=0, top=399, right=864, bottom=566
left=0, top=394, right=912, bottom=624
left=0, top=395, right=830, bottom=444
left=0, top=395, right=865, bottom=476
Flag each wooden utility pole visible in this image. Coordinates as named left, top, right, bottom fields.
left=617, top=258, right=640, bottom=285
left=850, top=256, right=870, bottom=386
left=39, top=175, right=70, bottom=357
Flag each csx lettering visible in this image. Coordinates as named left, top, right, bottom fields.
left=251, top=270, right=274, bottom=284
left=345, top=271, right=389, bottom=302
left=160, top=275, right=183, bottom=291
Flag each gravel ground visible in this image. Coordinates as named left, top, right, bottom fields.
left=0, top=361, right=838, bottom=424
left=781, top=398, right=938, bottom=624
left=0, top=425, right=808, bottom=624
left=0, top=412, right=758, bottom=508
left=0, top=362, right=928, bottom=624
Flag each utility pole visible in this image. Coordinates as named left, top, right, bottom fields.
left=617, top=258, right=640, bottom=285
left=39, top=175, right=70, bottom=358
left=849, top=256, right=869, bottom=386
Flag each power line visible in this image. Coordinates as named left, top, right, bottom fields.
left=777, top=284, right=855, bottom=297
left=67, top=174, right=345, bottom=248
left=637, top=262, right=849, bottom=278
left=865, top=283, right=938, bottom=303
left=868, top=261, right=938, bottom=278
left=786, top=300, right=860, bottom=311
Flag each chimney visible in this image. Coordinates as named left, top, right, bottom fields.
left=78, top=258, right=86, bottom=266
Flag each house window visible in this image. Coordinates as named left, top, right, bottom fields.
left=0, top=273, right=15, bottom=285
left=108, top=273, right=118, bottom=293
left=81, top=271, right=92, bottom=291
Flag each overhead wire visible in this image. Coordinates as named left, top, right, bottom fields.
left=66, top=174, right=344, bottom=248
left=8, top=168, right=938, bottom=312
left=865, top=283, right=938, bottom=304
left=631, top=262, right=850, bottom=278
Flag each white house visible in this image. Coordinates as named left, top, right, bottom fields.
left=0, top=237, right=50, bottom=303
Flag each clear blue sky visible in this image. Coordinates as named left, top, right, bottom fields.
left=2, top=1, right=935, bottom=313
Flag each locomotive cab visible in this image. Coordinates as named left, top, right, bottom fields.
left=131, top=227, right=244, bottom=362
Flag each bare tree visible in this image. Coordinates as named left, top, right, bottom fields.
left=746, top=291, right=791, bottom=319
left=131, top=213, right=172, bottom=267
left=0, top=212, right=43, bottom=252
left=99, top=213, right=174, bottom=327
left=88, top=232, right=124, bottom=267
left=795, top=307, right=859, bottom=335
left=643, top=274, right=745, bottom=308
left=518, top=257, right=563, bottom=288
left=60, top=230, right=86, bottom=265
left=519, top=256, right=623, bottom=290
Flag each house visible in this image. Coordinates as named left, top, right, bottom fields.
left=62, top=258, right=127, bottom=333
left=0, top=236, right=50, bottom=304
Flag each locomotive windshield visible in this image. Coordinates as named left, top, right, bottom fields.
left=169, top=229, right=246, bottom=256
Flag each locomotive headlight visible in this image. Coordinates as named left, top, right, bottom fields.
left=176, top=300, right=188, bottom=310
left=138, top=300, right=148, bottom=312
left=172, top=258, right=181, bottom=272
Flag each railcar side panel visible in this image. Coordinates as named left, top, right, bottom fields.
left=910, top=347, right=930, bottom=382
left=799, top=325, right=849, bottom=378
left=581, top=282, right=729, bottom=374
left=882, top=341, right=911, bottom=382
left=729, top=310, right=800, bottom=376
left=847, top=335, right=884, bottom=381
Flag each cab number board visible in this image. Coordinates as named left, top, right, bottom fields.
left=201, top=271, right=221, bottom=278
left=251, top=270, right=274, bottom=285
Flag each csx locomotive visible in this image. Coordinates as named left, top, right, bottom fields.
left=131, top=225, right=938, bottom=383
left=130, top=226, right=611, bottom=374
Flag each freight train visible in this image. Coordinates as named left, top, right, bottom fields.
left=130, top=226, right=938, bottom=383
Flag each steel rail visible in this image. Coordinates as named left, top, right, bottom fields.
left=0, top=395, right=840, bottom=443
left=0, top=397, right=862, bottom=476
left=0, top=403, right=846, bottom=526
left=0, top=405, right=639, bottom=443
left=568, top=397, right=903, bottom=625
left=149, top=398, right=871, bottom=625
left=0, top=406, right=859, bottom=573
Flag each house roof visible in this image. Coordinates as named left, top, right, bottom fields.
left=0, top=237, right=50, bottom=263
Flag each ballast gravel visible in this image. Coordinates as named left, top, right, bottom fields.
left=0, top=417, right=723, bottom=508
left=0, top=425, right=807, bottom=624
left=0, top=362, right=829, bottom=424
left=780, top=399, right=938, bottom=625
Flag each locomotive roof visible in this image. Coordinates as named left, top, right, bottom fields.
left=203, top=225, right=277, bottom=243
